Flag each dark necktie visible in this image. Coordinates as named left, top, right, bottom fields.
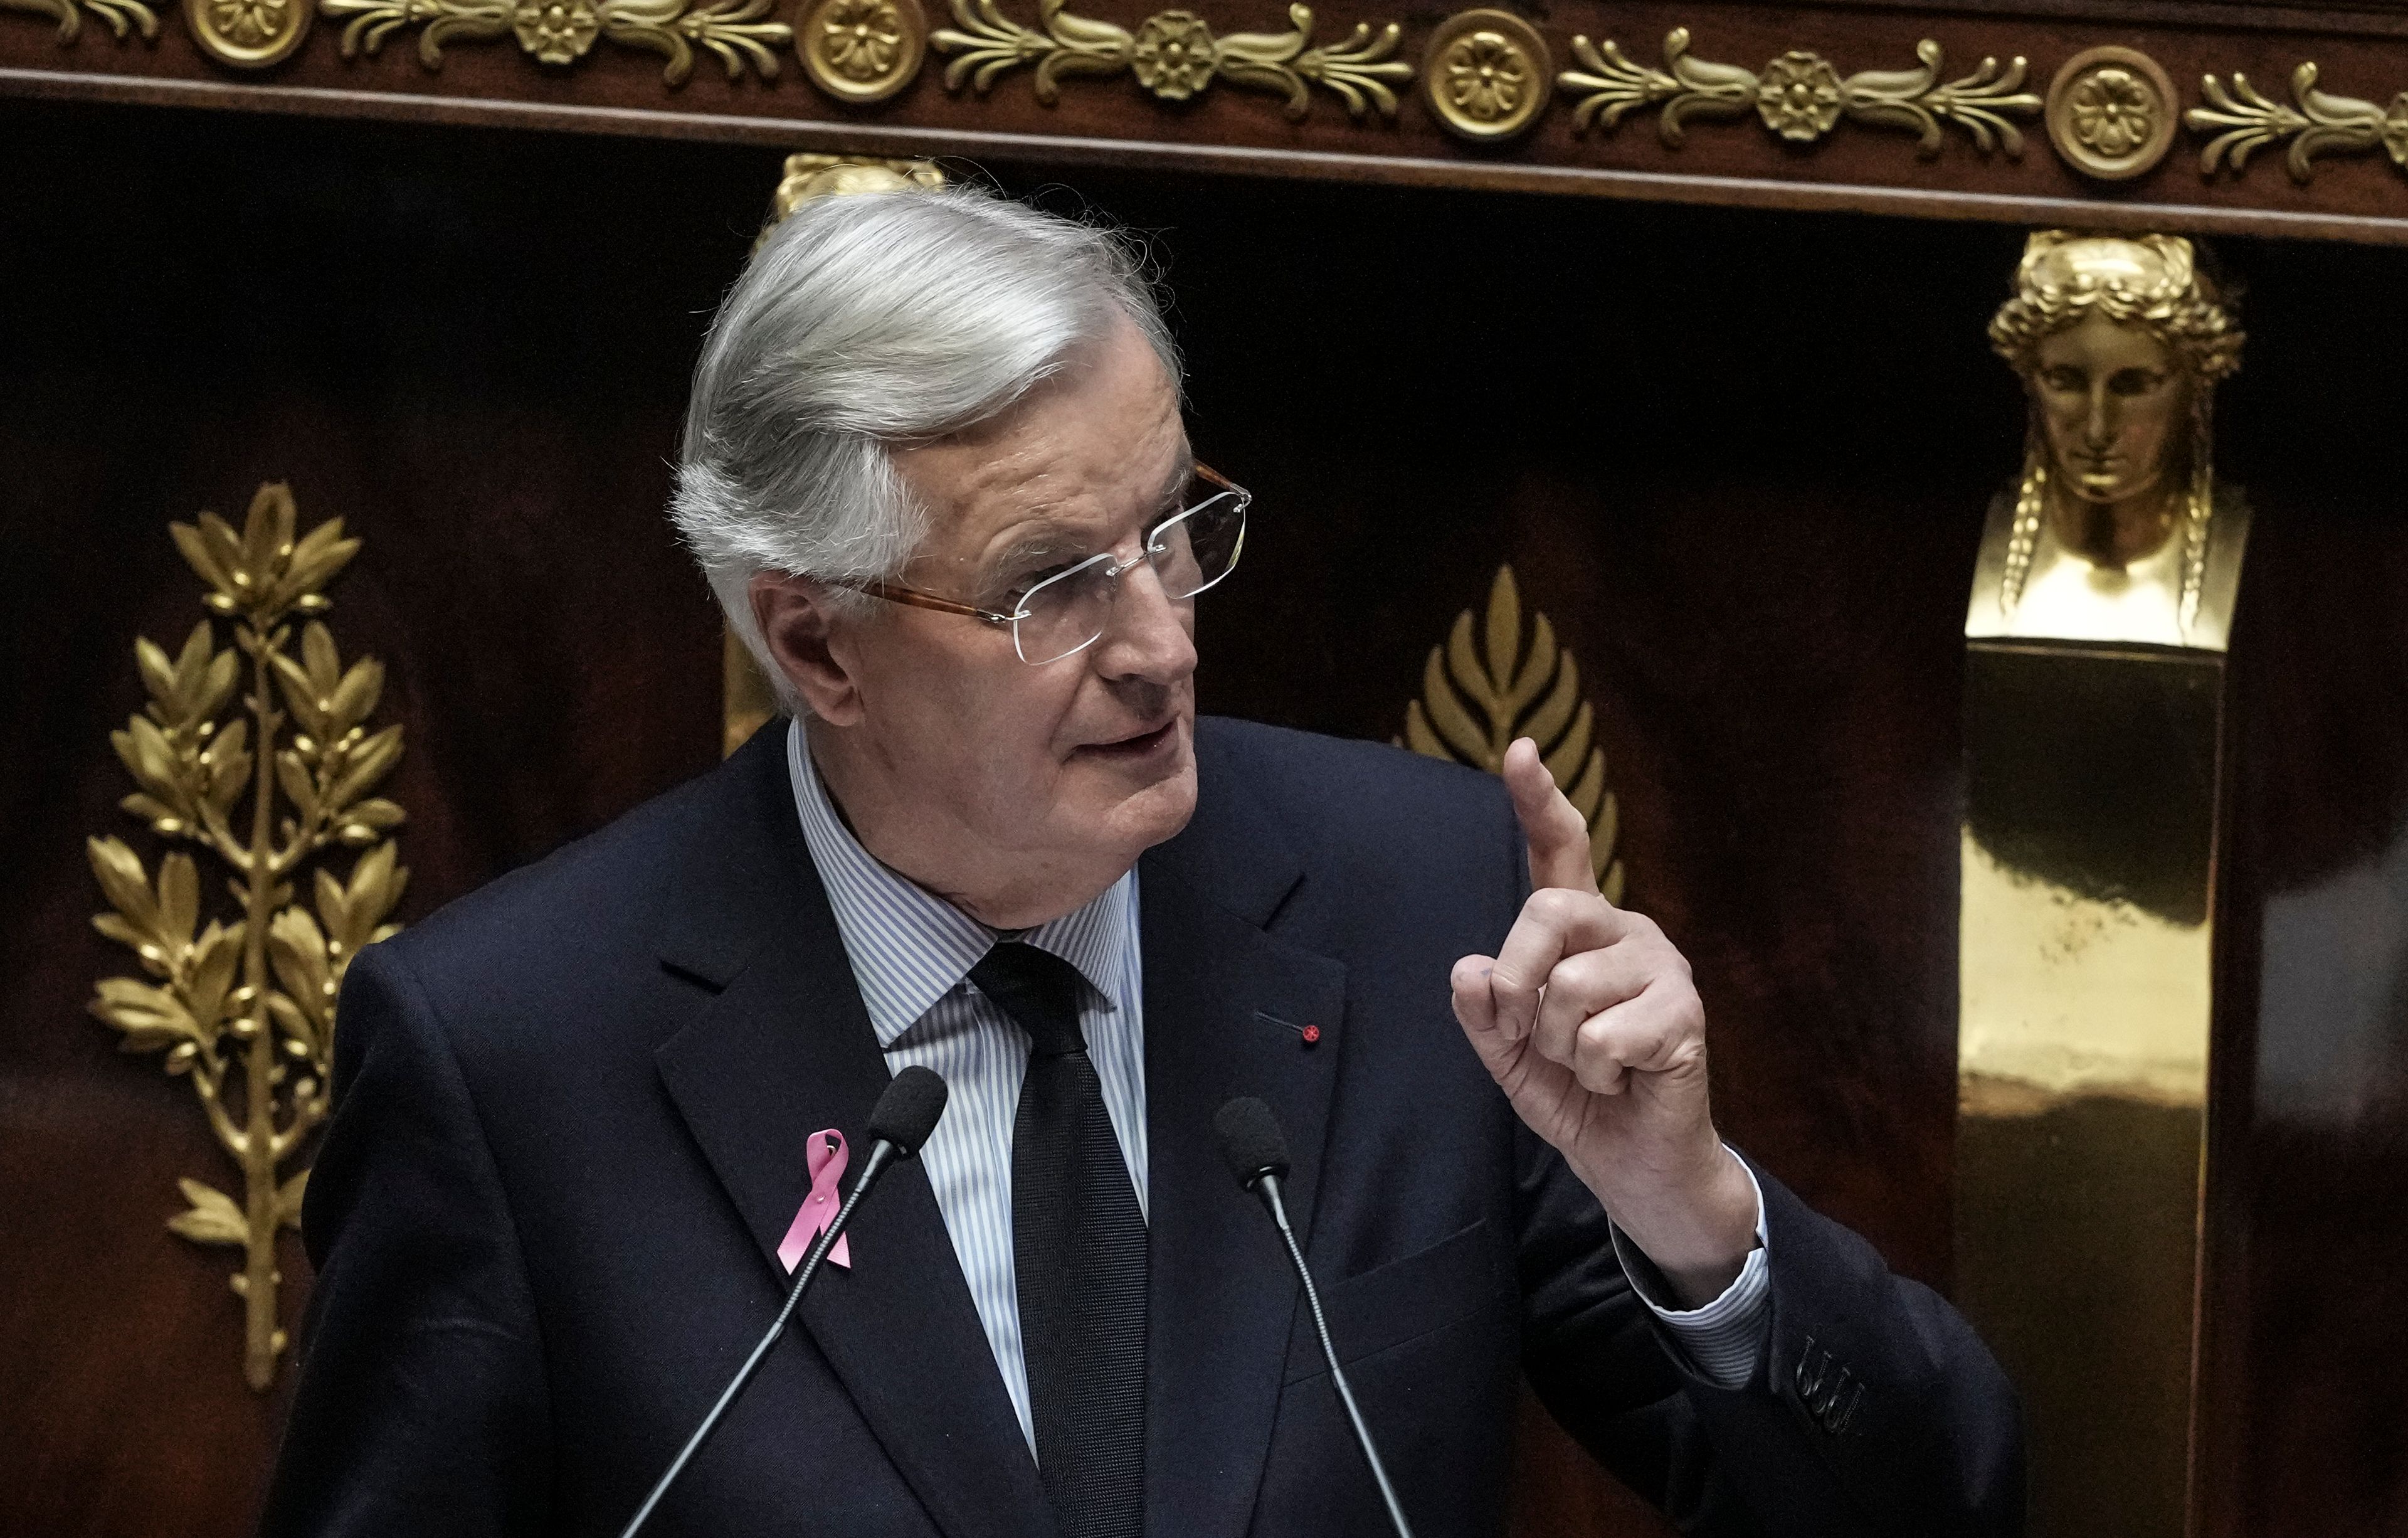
left=968, top=941, right=1148, bottom=1538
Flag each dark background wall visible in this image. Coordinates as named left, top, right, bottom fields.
left=1, top=95, right=2402, bottom=1537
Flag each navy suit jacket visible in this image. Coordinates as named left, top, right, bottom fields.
left=260, top=718, right=2021, bottom=1537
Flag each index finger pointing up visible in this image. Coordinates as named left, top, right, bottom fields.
left=1502, top=736, right=1600, bottom=896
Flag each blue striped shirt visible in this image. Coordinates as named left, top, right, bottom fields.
left=788, top=725, right=1146, bottom=1452
left=786, top=722, right=1772, bottom=1448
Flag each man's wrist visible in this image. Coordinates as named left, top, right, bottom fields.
left=1585, top=1142, right=1760, bottom=1309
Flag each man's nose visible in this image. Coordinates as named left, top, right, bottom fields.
left=1092, top=560, right=1197, bottom=685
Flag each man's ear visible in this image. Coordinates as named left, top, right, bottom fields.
left=749, top=573, right=867, bottom=726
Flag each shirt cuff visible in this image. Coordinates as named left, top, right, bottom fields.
left=1605, top=1149, right=1772, bottom=1390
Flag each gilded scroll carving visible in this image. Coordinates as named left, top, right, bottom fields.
left=0, top=0, right=157, bottom=45
left=319, top=0, right=789, bottom=83
left=1560, top=28, right=2039, bottom=157
left=1402, top=565, right=1625, bottom=900
left=2187, top=63, right=2408, bottom=184
left=932, top=0, right=1413, bottom=120
left=87, top=483, right=408, bottom=1391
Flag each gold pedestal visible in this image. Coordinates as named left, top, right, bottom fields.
left=1960, top=229, right=2250, bottom=1536
left=1957, top=642, right=2224, bottom=1537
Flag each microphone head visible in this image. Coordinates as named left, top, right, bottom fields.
left=1213, top=1096, right=1291, bottom=1190
left=868, top=1066, right=948, bottom=1156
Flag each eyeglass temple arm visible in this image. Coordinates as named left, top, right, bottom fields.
left=832, top=461, right=1240, bottom=619
left=1194, top=460, right=1242, bottom=497
left=845, top=578, right=1017, bottom=625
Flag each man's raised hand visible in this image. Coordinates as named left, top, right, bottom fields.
left=1449, top=738, right=1756, bottom=1305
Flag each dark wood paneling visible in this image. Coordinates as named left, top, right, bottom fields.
left=2208, top=285, right=2408, bottom=1534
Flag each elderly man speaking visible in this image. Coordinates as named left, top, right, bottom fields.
left=260, top=189, right=2019, bottom=1537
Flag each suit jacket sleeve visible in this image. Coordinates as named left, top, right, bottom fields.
left=257, top=941, right=554, bottom=1538
left=1497, top=816, right=2024, bottom=1535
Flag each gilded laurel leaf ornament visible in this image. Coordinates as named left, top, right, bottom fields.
left=319, top=0, right=789, bottom=83
left=0, top=0, right=158, bottom=45
left=1560, top=28, right=2039, bottom=157
left=1401, top=565, right=1625, bottom=901
left=931, top=0, right=1413, bottom=120
left=2187, top=63, right=2408, bottom=184
left=88, top=482, right=407, bottom=1391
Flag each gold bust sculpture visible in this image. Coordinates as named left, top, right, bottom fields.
left=1967, top=231, right=2248, bottom=651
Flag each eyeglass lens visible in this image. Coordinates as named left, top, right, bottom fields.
left=1013, top=479, right=1248, bottom=665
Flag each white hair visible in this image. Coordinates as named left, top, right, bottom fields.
left=668, top=186, right=1181, bottom=711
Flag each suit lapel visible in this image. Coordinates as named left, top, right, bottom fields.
left=1140, top=765, right=1348, bottom=1538
left=653, top=728, right=1054, bottom=1538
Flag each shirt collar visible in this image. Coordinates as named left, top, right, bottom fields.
left=786, top=721, right=1134, bottom=1047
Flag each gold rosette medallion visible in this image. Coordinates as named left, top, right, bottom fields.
left=186, top=0, right=309, bottom=68
left=800, top=0, right=927, bottom=103
left=2047, top=45, right=2178, bottom=180
left=1421, top=8, right=1551, bottom=142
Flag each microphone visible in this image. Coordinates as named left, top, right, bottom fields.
left=1213, top=1097, right=1417, bottom=1538
left=619, top=1066, right=949, bottom=1538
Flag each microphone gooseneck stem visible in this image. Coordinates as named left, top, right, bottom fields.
left=618, top=1138, right=902, bottom=1538
left=1257, top=1174, right=1418, bottom=1538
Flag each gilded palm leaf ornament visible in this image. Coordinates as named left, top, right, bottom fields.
left=87, top=482, right=407, bottom=1391
left=1402, top=565, right=1625, bottom=902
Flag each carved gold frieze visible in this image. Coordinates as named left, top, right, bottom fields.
left=1402, top=565, right=1625, bottom=900
left=1420, top=8, right=1550, bottom=143
left=87, top=483, right=407, bottom=1391
left=1560, top=28, right=2039, bottom=157
left=2187, top=63, right=2408, bottom=184
left=932, top=0, right=1413, bottom=120
left=798, top=0, right=924, bottom=102
left=319, top=0, right=789, bottom=83
left=0, top=0, right=156, bottom=43
left=2045, top=45, right=2176, bottom=181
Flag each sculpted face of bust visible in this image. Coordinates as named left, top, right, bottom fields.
left=751, top=317, right=1201, bottom=930
left=2030, top=309, right=2192, bottom=565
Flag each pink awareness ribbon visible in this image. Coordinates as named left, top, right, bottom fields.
left=778, top=1129, right=851, bottom=1272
